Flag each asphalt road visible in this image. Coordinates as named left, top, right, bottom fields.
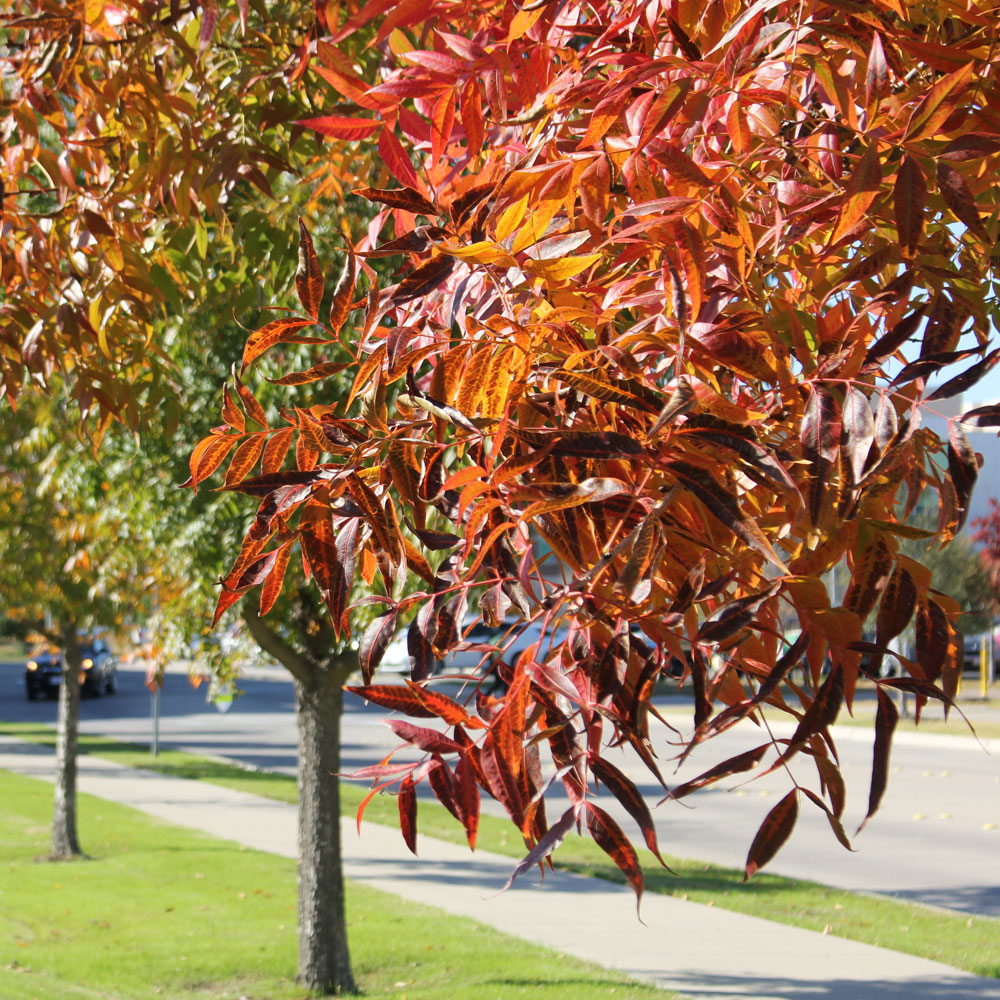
left=3, top=660, right=999, bottom=917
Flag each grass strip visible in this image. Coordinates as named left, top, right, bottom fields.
left=0, top=767, right=664, bottom=1000
left=3, top=721, right=998, bottom=979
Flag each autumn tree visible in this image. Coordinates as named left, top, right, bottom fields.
left=1, top=0, right=360, bottom=430
left=197, top=0, right=1000, bottom=897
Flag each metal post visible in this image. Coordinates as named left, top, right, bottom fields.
left=982, top=635, right=990, bottom=700
left=151, top=686, right=160, bottom=757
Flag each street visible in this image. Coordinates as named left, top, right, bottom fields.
left=3, top=660, right=999, bottom=917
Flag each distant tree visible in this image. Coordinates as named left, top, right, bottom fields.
left=970, top=498, right=1000, bottom=617
left=0, top=398, right=178, bottom=857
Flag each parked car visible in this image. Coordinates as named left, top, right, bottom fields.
left=25, top=636, right=118, bottom=700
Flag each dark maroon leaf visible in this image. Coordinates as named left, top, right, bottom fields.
left=744, top=790, right=798, bottom=880
left=392, top=255, right=455, bottom=304
left=857, top=687, right=898, bottom=834
left=926, top=349, right=1000, bottom=402
left=961, top=404, right=1000, bottom=428
left=862, top=306, right=926, bottom=372
left=355, top=185, right=438, bottom=215
left=947, top=422, right=979, bottom=533
left=786, top=664, right=844, bottom=755
left=671, top=744, right=769, bottom=799
left=296, top=218, right=324, bottom=320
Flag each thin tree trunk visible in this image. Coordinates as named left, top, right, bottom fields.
left=52, top=628, right=82, bottom=858
left=295, top=665, right=356, bottom=995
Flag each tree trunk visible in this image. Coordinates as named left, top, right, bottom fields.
left=52, top=628, right=82, bottom=858
left=294, top=664, right=356, bottom=995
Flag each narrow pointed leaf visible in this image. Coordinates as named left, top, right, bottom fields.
left=857, top=687, right=898, bottom=834
left=745, top=790, right=798, bottom=880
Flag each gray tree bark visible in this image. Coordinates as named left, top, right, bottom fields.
left=244, top=604, right=356, bottom=995
left=52, top=626, right=83, bottom=858
left=294, top=664, right=355, bottom=995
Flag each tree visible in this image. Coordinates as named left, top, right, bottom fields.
left=0, top=0, right=357, bottom=429
left=196, top=0, right=1000, bottom=896
left=0, top=396, right=179, bottom=857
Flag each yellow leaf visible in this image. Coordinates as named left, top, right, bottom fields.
left=523, top=254, right=603, bottom=283
left=440, top=241, right=517, bottom=266
left=494, top=195, right=529, bottom=243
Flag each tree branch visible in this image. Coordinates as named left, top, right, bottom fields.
left=242, top=603, right=313, bottom=685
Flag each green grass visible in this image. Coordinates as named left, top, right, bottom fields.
left=3, top=722, right=998, bottom=979
left=0, top=768, right=665, bottom=1000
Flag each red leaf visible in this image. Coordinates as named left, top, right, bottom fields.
left=359, top=610, right=399, bottom=684
left=857, top=687, right=898, bottom=834
left=745, top=790, right=798, bottom=880
left=829, top=143, right=882, bottom=246
left=298, top=115, right=382, bottom=141
left=387, top=719, right=462, bottom=755
left=398, top=776, right=418, bottom=854
left=295, top=219, right=324, bottom=320
left=345, top=684, right=437, bottom=718
left=379, top=126, right=421, bottom=190
left=948, top=421, right=979, bottom=533
left=455, top=752, right=480, bottom=848
left=185, top=434, right=238, bottom=490
left=590, top=756, right=671, bottom=869
left=586, top=803, right=644, bottom=903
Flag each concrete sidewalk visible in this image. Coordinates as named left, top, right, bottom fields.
left=1, top=734, right=996, bottom=1000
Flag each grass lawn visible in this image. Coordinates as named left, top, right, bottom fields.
left=0, top=768, right=666, bottom=1000
left=4, top=722, right=998, bottom=978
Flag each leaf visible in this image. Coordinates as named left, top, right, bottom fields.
left=388, top=719, right=462, bottom=755
left=502, top=807, right=578, bottom=891
left=903, top=62, right=975, bottom=142
left=937, top=162, right=987, bottom=239
left=359, top=611, right=399, bottom=684
left=915, top=596, right=949, bottom=685
left=843, top=536, right=893, bottom=621
left=866, top=33, right=889, bottom=107
left=948, top=421, right=979, bottom=534
left=298, top=115, right=382, bottom=141
left=696, top=588, right=775, bottom=645
left=786, top=664, right=844, bottom=755
left=586, top=803, right=644, bottom=903
left=392, top=256, right=455, bottom=304
left=398, top=776, right=418, bottom=854
left=926, top=349, right=1000, bottom=402
left=259, top=541, right=293, bottom=616
left=841, top=387, right=874, bottom=486
left=268, top=361, right=352, bottom=386
left=668, top=461, right=787, bottom=572
left=862, top=306, right=926, bottom=372
left=241, top=319, right=323, bottom=371
left=455, top=752, right=480, bottom=848
left=671, top=744, right=769, bottom=799
left=295, top=219, right=324, bottom=320
left=875, top=564, right=917, bottom=646
left=961, top=404, right=1000, bottom=428
left=744, top=790, right=798, bottom=880
left=223, top=432, right=266, bottom=487
left=590, top=757, right=670, bottom=868
left=379, top=126, right=421, bottom=190
left=829, top=144, right=882, bottom=246
left=185, top=434, right=238, bottom=490
left=345, top=684, right=438, bottom=719
left=651, top=142, right=711, bottom=186
left=857, top=687, right=898, bottom=834
left=355, top=186, right=438, bottom=215
left=893, top=156, right=925, bottom=258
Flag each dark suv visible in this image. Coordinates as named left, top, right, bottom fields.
left=25, top=637, right=118, bottom=700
